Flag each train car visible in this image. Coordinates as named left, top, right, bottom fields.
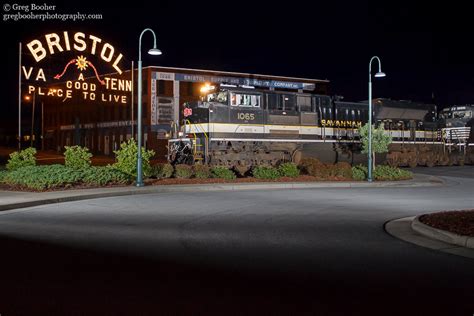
left=168, top=85, right=474, bottom=173
left=374, top=100, right=473, bottom=167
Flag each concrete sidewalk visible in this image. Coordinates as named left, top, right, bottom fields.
left=0, top=173, right=443, bottom=212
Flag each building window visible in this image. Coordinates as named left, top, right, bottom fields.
left=187, top=82, right=194, bottom=96
left=158, top=80, right=165, bottom=95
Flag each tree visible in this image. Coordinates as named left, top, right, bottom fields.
left=358, top=123, right=392, bottom=170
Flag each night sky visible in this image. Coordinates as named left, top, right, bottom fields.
left=1, top=0, right=473, bottom=125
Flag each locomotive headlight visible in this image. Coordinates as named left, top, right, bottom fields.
left=200, top=83, right=215, bottom=94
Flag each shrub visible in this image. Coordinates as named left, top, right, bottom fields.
left=252, top=165, right=280, bottom=180
left=6, top=147, right=37, bottom=171
left=299, top=158, right=335, bottom=178
left=334, top=162, right=352, bottom=179
left=64, top=145, right=92, bottom=169
left=80, top=166, right=130, bottom=185
left=278, top=162, right=300, bottom=178
left=299, top=157, right=323, bottom=176
left=0, top=169, right=8, bottom=183
left=3, top=165, right=131, bottom=190
left=175, top=164, right=193, bottom=179
left=193, top=164, right=211, bottom=179
left=352, top=165, right=367, bottom=181
left=3, top=165, right=83, bottom=190
left=211, top=166, right=236, bottom=180
left=373, top=165, right=413, bottom=180
left=350, top=165, right=413, bottom=181
left=112, top=139, right=155, bottom=177
left=151, top=163, right=174, bottom=179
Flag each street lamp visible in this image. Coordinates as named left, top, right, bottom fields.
left=137, top=28, right=162, bottom=187
left=25, top=93, right=36, bottom=148
left=368, top=56, right=386, bottom=182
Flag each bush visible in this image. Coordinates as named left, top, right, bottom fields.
left=211, top=166, right=236, bottom=180
left=3, top=165, right=83, bottom=190
left=175, top=164, right=193, bottom=179
left=112, top=139, right=155, bottom=177
left=252, top=165, right=280, bottom=180
left=0, top=169, right=8, bottom=183
left=334, top=162, right=352, bottom=179
left=6, top=147, right=37, bottom=171
left=64, top=145, right=92, bottom=169
left=278, top=162, right=300, bottom=178
left=352, top=165, right=367, bottom=180
left=193, top=164, right=211, bottom=179
left=299, top=157, right=323, bottom=176
left=151, top=163, right=174, bottom=179
left=3, top=165, right=131, bottom=190
left=80, top=166, right=130, bottom=185
left=299, top=158, right=334, bottom=178
left=351, top=165, right=413, bottom=181
left=373, top=165, right=413, bottom=180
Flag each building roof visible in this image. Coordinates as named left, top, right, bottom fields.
left=143, top=66, right=329, bottom=84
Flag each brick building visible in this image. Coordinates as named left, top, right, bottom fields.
left=40, top=66, right=329, bottom=159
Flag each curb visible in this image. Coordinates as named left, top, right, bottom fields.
left=0, top=175, right=444, bottom=212
left=385, top=216, right=474, bottom=260
left=411, top=216, right=474, bottom=249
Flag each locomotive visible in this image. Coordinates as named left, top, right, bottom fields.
left=168, top=85, right=474, bottom=173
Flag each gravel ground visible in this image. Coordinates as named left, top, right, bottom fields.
left=419, top=210, right=474, bottom=236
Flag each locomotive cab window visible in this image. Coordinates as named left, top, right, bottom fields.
left=206, top=92, right=228, bottom=105
left=230, top=93, right=261, bottom=107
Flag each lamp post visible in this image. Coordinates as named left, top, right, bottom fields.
left=25, top=92, right=36, bottom=148
left=137, top=28, right=162, bottom=187
left=41, top=101, right=44, bottom=151
left=18, top=42, right=22, bottom=150
left=368, top=56, right=386, bottom=182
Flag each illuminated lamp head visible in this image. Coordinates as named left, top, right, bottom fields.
left=374, top=71, right=386, bottom=78
left=148, top=48, right=162, bottom=55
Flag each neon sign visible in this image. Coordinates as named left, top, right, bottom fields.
left=27, top=31, right=124, bottom=74
left=23, top=31, right=131, bottom=104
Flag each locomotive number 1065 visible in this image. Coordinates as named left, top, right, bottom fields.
left=237, top=113, right=255, bottom=120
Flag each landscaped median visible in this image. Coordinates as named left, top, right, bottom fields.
left=0, top=143, right=413, bottom=192
left=412, top=210, right=474, bottom=249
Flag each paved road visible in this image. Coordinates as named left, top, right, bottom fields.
left=0, top=167, right=473, bottom=315
left=410, top=165, right=474, bottom=178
